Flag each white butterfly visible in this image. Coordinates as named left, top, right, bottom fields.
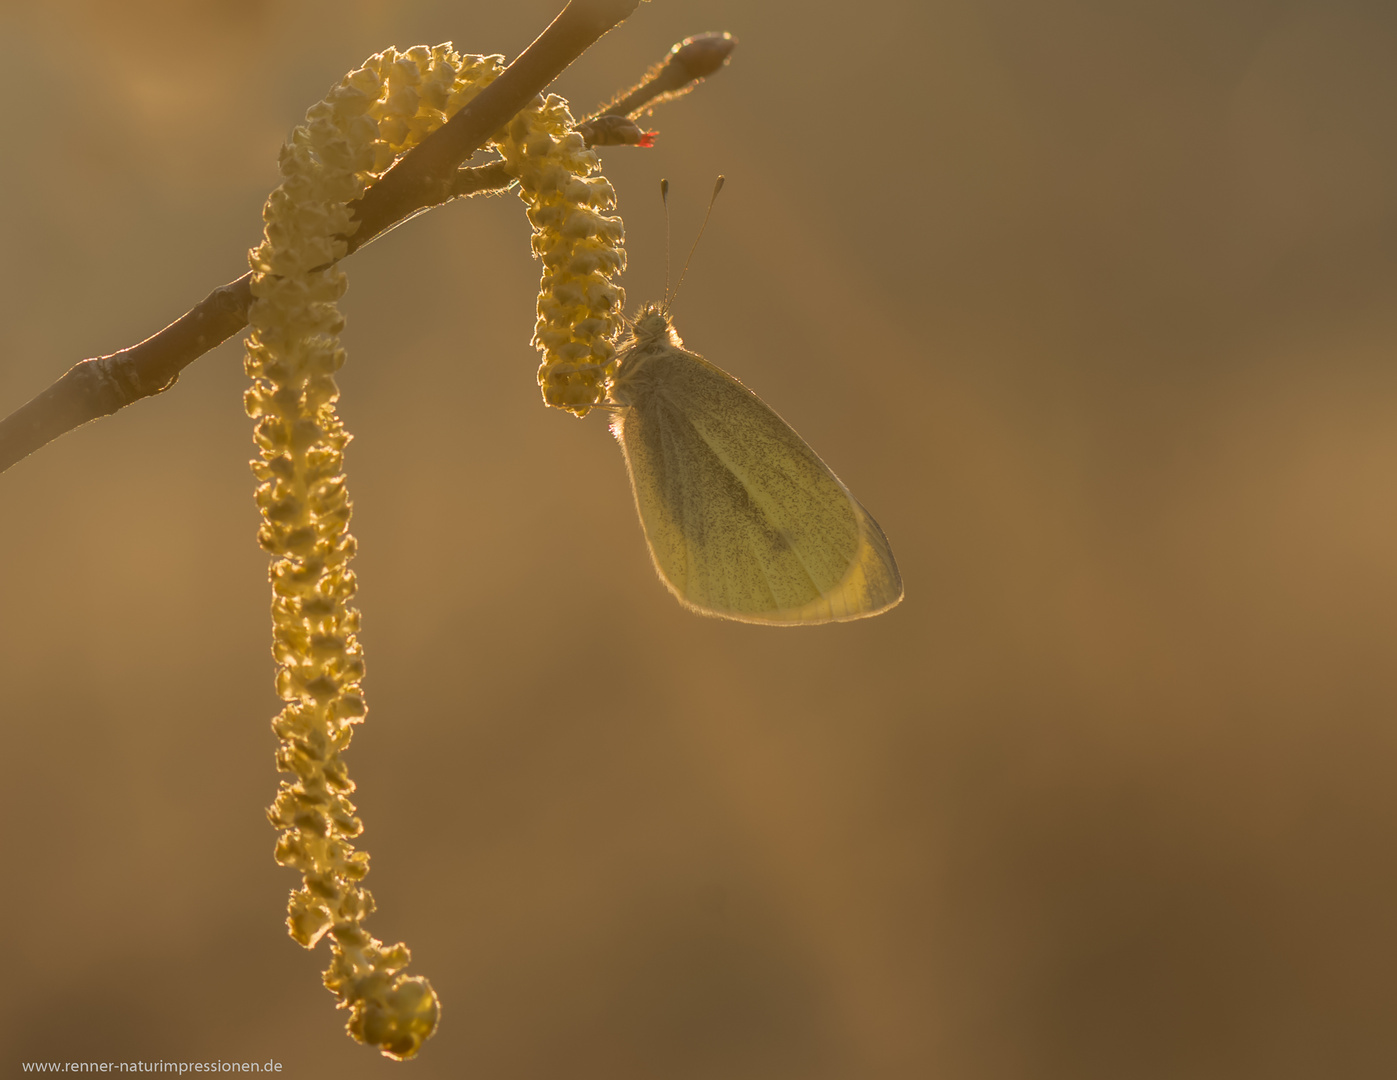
left=606, top=304, right=903, bottom=624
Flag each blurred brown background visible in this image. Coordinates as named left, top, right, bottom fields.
left=3, top=0, right=1397, bottom=1076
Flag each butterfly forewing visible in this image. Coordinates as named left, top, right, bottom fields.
left=612, top=327, right=902, bottom=624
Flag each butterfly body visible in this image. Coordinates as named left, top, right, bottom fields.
left=607, top=305, right=903, bottom=624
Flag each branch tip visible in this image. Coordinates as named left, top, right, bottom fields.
left=668, top=32, right=738, bottom=81
left=591, top=31, right=738, bottom=121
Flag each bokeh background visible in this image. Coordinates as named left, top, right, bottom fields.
left=3, top=0, right=1396, bottom=1076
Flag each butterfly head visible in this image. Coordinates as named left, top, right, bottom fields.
left=627, top=302, right=682, bottom=349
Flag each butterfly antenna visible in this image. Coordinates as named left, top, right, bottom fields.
left=670, top=175, right=725, bottom=308
left=660, top=178, right=672, bottom=309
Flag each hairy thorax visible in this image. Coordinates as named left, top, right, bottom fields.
left=609, top=305, right=685, bottom=407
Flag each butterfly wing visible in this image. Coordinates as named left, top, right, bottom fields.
left=614, top=347, right=903, bottom=624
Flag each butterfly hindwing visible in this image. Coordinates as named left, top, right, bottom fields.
left=614, top=341, right=900, bottom=623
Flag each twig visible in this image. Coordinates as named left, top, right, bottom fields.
left=587, top=31, right=737, bottom=122
left=0, top=2, right=735, bottom=475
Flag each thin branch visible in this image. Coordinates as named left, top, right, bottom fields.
left=587, top=31, right=737, bottom=122
left=448, top=161, right=518, bottom=200
left=1, top=1, right=735, bottom=475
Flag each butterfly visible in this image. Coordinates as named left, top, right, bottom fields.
left=605, top=303, right=903, bottom=624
